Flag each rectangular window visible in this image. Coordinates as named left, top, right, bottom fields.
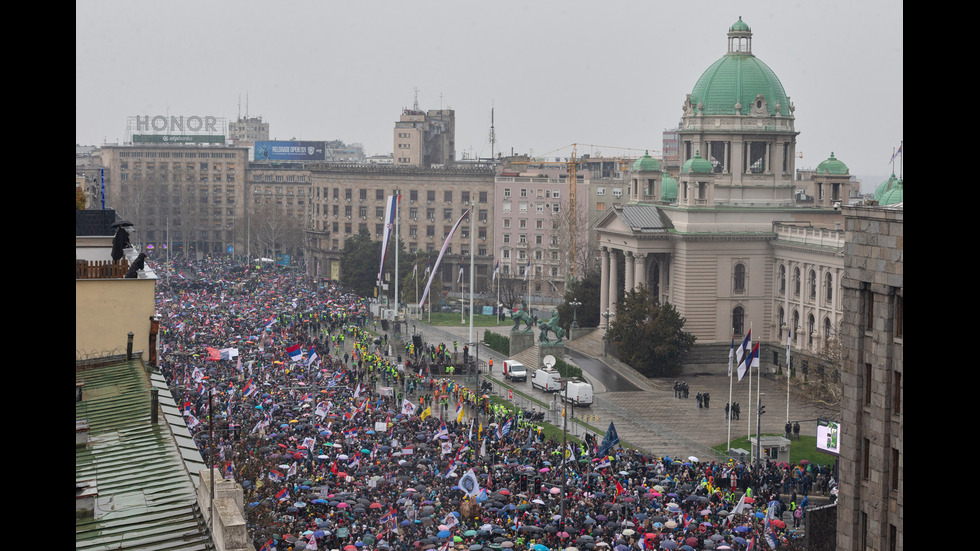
left=444, top=190, right=453, bottom=202
left=893, top=370, right=902, bottom=416
left=865, top=363, right=872, bottom=405
left=863, top=438, right=871, bottom=480
left=891, top=448, right=900, bottom=491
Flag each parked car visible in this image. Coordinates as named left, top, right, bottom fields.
left=503, top=360, right=527, bottom=382
left=559, top=378, right=593, bottom=407
left=531, top=367, right=561, bottom=392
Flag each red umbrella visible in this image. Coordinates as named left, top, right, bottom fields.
left=771, top=519, right=786, bottom=529
left=370, top=502, right=383, bottom=509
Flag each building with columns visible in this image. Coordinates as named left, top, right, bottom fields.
left=594, top=18, right=857, bottom=372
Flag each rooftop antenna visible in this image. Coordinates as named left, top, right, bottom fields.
left=413, top=87, right=419, bottom=111
left=489, top=104, right=496, bottom=160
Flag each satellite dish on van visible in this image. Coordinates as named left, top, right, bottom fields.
left=542, top=355, right=556, bottom=368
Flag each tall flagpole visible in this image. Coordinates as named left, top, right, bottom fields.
left=394, top=192, right=400, bottom=323
left=747, top=323, right=753, bottom=444
left=468, top=201, right=475, bottom=344
left=786, top=329, right=792, bottom=424
left=496, top=259, right=501, bottom=325
left=727, top=329, right=734, bottom=454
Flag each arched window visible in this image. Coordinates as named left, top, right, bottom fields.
left=733, top=306, right=745, bottom=335
left=793, top=310, right=800, bottom=340
left=734, top=263, right=746, bottom=293
left=808, top=270, right=817, bottom=301
left=778, top=307, right=785, bottom=338
left=824, top=316, right=832, bottom=339
left=794, top=267, right=801, bottom=296
left=808, top=314, right=816, bottom=347
left=825, top=273, right=834, bottom=303
left=779, top=264, right=786, bottom=294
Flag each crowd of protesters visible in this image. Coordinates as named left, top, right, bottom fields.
left=155, top=256, right=830, bottom=551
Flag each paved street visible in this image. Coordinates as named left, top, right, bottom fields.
left=407, top=319, right=837, bottom=463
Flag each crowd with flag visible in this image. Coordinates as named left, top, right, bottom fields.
left=156, top=257, right=811, bottom=551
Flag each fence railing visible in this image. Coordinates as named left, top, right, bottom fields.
left=76, top=258, right=129, bottom=279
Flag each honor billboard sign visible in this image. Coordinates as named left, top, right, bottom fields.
left=127, top=114, right=227, bottom=143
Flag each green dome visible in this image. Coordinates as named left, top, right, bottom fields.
left=816, top=152, right=849, bottom=175
left=879, top=186, right=903, bottom=205
left=688, top=20, right=792, bottom=117
left=873, top=174, right=902, bottom=202
left=730, top=16, right=750, bottom=32
left=632, top=150, right=661, bottom=172
left=681, top=151, right=713, bottom=174
left=661, top=170, right=678, bottom=202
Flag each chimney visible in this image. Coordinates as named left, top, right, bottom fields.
left=76, top=479, right=98, bottom=519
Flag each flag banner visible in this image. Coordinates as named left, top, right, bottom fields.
left=596, top=421, right=620, bottom=458
left=458, top=468, right=481, bottom=497
left=419, top=209, right=470, bottom=308
left=378, top=195, right=398, bottom=285
left=287, top=344, right=303, bottom=362
left=402, top=399, right=417, bottom=416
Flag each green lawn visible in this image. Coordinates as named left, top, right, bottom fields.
left=712, top=434, right=837, bottom=468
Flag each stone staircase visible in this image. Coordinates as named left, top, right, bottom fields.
left=566, top=326, right=605, bottom=358
left=513, top=343, right=540, bottom=371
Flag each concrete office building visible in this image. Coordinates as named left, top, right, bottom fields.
left=837, top=203, right=903, bottom=551
left=394, top=108, right=455, bottom=168
left=305, top=164, right=495, bottom=302
left=100, top=144, right=250, bottom=257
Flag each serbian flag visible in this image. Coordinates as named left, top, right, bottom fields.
left=259, top=539, right=275, bottom=551
left=206, top=347, right=222, bottom=361
left=242, top=378, right=257, bottom=398
left=264, top=316, right=277, bottom=329
left=456, top=398, right=464, bottom=422
left=307, top=346, right=319, bottom=366
left=275, top=488, right=289, bottom=501
left=287, top=344, right=303, bottom=362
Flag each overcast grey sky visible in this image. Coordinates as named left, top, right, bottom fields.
left=76, top=0, right=903, bottom=187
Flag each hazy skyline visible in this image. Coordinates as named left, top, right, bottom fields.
left=76, top=0, right=903, bottom=187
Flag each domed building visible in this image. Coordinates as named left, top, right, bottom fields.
left=594, top=18, right=851, bottom=374
left=873, top=173, right=903, bottom=205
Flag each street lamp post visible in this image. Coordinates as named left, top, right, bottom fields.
left=569, top=298, right=582, bottom=330
left=601, top=310, right=613, bottom=355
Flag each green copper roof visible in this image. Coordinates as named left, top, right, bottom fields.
left=879, top=186, right=903, bottom=205
left=873, top=173, right=902, bottom=202
left=681, top=151, right=713, bottom=174
left=689, top=21, right=791, bottom=117
left=816, top=152, right=849, bottom=175
left=730, top=16, right=750, bottom=32
left=632, top=150, right=661, bottom=172
left=661, top=170, right=678, bottom=202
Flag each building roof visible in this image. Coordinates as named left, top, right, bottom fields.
left=632, top=150, right=661, bottom=172
left=681, top=151, right=714, bottom=174
left=815, top=152, right=849, bottom=175
left=76, top=357, right=212, bottom=551
left=688, top=19, right=791, bottom=117
left=661, top=171, right=679, bottom=202
left=618, top=204, right=674, bottom=234
left=873, top=173, right=903, bottom=203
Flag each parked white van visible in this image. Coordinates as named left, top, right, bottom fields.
left=503, top=360, right=527, bottom=382
left=531, top=367, right=561, bottom=392
left=559, top=378, right=593, bottom=407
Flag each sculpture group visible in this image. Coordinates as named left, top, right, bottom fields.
left=510, top=300, right=564, bottom=345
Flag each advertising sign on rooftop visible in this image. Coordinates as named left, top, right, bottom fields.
left=254, top=141, right=326, bottom=161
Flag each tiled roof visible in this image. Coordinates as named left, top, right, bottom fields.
left=619, top=205, right=674, bottom=234
left=76, top=358, right=212, bottom=551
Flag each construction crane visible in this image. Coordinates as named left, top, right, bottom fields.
left=508, top=143, right=658, bottom=281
